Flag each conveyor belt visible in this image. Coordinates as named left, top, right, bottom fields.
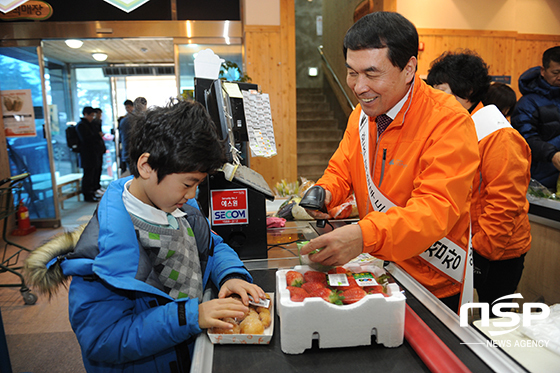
left=209, top=268, right=496, bottom=373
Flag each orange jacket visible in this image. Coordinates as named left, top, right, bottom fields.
left=317, top=77, right=480, bottom=298
left=470, top=103, right=532, bottom=261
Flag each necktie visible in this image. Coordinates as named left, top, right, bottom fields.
left=376, top=114, right=392, bottom=137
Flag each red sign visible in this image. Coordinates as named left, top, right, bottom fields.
left=211, top=189, right=248, bottom=226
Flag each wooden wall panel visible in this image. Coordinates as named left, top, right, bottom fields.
left=416, top=29, right=560, bottom=99
left=242, top=21, right=560, bottom=190
left=244, top=0, right=297, bottom=189
left=513, top=35, right=560, bottom=93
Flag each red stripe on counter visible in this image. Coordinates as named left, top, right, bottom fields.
left=405, top=304, right=471, bottom=373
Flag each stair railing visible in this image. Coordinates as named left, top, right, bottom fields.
left=317, top=45, right=355, bottom=112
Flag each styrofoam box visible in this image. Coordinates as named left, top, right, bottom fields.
left=276, top=264, right=405, bottom=354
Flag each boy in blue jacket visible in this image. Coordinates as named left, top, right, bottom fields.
left=25, top=99, right=265, bottom=372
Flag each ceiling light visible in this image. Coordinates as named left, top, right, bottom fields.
left=65, top=39, right=83, bottom=49
left=92, top=53, right=108, bottom=62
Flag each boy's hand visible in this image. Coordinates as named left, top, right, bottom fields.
left=218, top=278, right=266, bottom=306
left=198, top=297, right=248, bottom=330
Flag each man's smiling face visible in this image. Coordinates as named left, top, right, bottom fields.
left=346, top=47, right=416, bottom=118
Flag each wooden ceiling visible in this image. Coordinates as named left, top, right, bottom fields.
left=42, top=38, right=174, bottom=65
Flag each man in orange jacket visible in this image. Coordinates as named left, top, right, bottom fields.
left=301, top=12, right=480, bottom=312
left=427, top=50, right=531, bottom=316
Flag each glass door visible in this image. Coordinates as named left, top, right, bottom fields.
left=72, top=67, right=117, bottom=185
left=0, top=46, right=59, bottom=226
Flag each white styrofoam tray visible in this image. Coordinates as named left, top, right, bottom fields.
left=276, top=264, right=405, bottom=354
left=207, top=292, right=274, bottom=345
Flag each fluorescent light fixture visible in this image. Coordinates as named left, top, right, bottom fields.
left=308, top=67, right=319, bottom=77
left=92, top=53, right=108, bottom=62
left=223, top=20, right=230, bottom=45
left=65, top=39, right=83, bottom=49
left=186, top=21, right=192, bottom=38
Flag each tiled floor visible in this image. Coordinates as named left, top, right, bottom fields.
left=1, top=197, right=97, bottom=373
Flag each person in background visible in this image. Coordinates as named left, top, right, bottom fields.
left=118, top=99, right=134, bottom=175
left=300, top=12, right=480, bottom=313
left=482, top=82, right=517, bottom=119
left=76, top=106, right=105, bottom=202
left=427, top=50, right=532, bottom=317
left=124, top=99, right=134, bottom=114
left=119, top=97, right=147, bottom=177
left=92, top=108, right=107, bottom=196
left=511, top=46, right=560, bottom=191
left=25, top=99, right=265, bottom=372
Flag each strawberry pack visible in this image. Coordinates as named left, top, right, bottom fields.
left=276, top=262, right=406, bottom=354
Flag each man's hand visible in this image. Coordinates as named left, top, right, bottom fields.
left=552, top=152, right=560, bottom=171
left=218, top=278, right=266, bottom=306
left=299, top=223, right=363, bottom=266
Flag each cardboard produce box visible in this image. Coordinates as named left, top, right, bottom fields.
left=276, top=264, right=405, bottom=354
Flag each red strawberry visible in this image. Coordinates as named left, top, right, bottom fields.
left=287, top=286, right=309, bottom=302
left=304, top=270, right=327, bottom=284
left=341, top=287, right=367, bottom=304
left=328, top=266, right=349, bottom=275
left=309, top=287, right=343, bottom=305
left=302, top=281, right=325, bottom=294
left=285, top=270, right=304, bottom=287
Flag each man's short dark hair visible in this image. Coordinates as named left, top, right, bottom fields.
left=542, top=46, right=560, bottom=69
left=482, top=82, right=517, bottom=117
left=427, top=50, right=492, bottom=105
left=82, top=106, right=94, bottom=116
left=343, top=11, right=418, bottom=71
left=124, top=99, right=133, bottom=106
left=128, top=99, right=226, bottom=182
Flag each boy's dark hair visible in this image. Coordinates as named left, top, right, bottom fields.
left=427, top=50, right=492, bottom=105
left=343, top=11, right=418, bottom=71
left=542, top=46, right=560, bottom=69
left=82, top=106, right=94, bottom=116
left=482, top=82, right=517, bottom=117
left=93, top=108, right=102, bottom=113
left=124, top=99, right=133, bottom=106
left=128, top=99, right=226, bottom=182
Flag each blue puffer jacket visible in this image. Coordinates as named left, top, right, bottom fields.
left=54, top=177, right=252, bottom=372
left=511, top=66, right=560, bottom=189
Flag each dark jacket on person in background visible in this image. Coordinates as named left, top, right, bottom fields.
left=76, top=117, right=105, bottom=169
left=511, top=66, right=560, bottom=189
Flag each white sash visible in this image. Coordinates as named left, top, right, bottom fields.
left=471, top=104, right=512, bottom=141
left=359, top=110, right=473, bottom=306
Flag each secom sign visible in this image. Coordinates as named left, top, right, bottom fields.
left=460, top=293, right=550, bottom=337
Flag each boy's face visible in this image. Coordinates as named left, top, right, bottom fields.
left=134, top=165, right=207, bottom=213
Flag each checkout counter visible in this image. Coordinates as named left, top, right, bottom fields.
left=517, top=195, right=560, bottom=307
left=188, top=202, right=555, bottom=372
